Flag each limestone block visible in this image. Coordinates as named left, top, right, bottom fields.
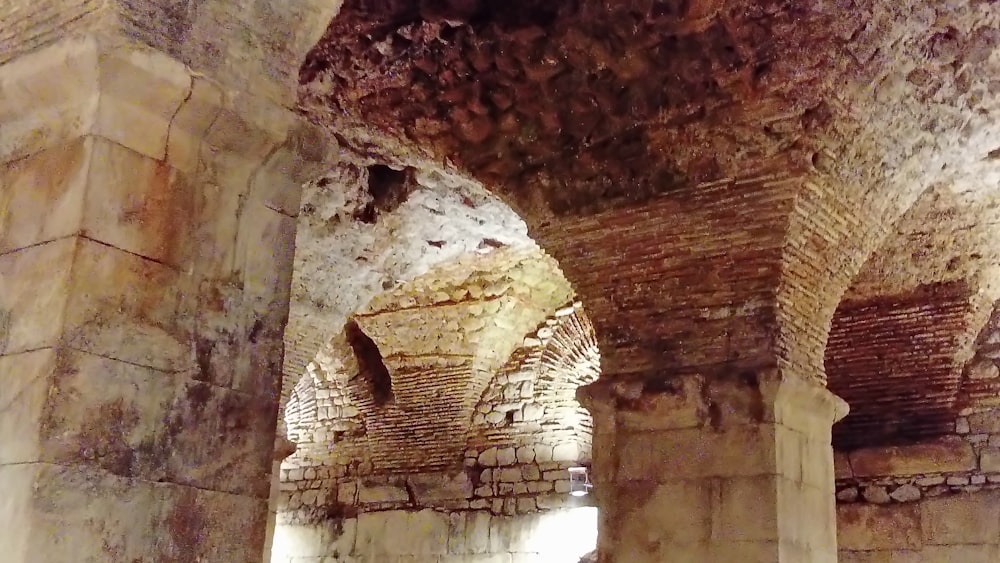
left=921, top=545, right=1000, bottom=563
left=497, top=447, right=517, bottom=466
left=0, top=36, right=99, bottom=163
left=708, top=542, right=780, bottom=563
left=94, top=44, right=191, bottom=160
left=355, top=510, right=450, bottom=556
left=62, top=238, right=188, bottom=371
left=498, top=468, right=521, bottom=482
left=270, top=520, right=357, bottom=560
left=407, top=472, right=473, bottom=502
left=847, top=439, right=977, bottom=478
left=163, top=379, right=277, bottom=498
left=618, top=426, right=776, bottom=481
left=448, top=510, right=491, bottom=554
left=0, top=463, right=35, bottom=562
left=837, top=503, right=921, bottom=550
left=0, top=137, right=89, bottom=254
left=968, top=411, right=1000, bottom=434
left=889, top=484, right=921, bottom=503
left=522, top=403, right=544, bottom=421
left=714, top=475, right=779, bottom=542
left=357, top=483, right=409, bottom=504
left=920, top=492, right=1000, bottom=545
left=982, top=448, right=1000, bottom=472
left=0, top=238, right=74, bottom=354
left=617, top=480, right=711, bottom=547
left=775, top=424, right=804, bottom=484
left=478, top=447, right=498, bottom=467
left=552, top=442, right=579, bottom=462
left=249, top=122, right=336, bottom=218
left=968, top=360, right=1000, bottom=380
left=534, top=445, right=554, bottom=463
left=19, top=349, right=274, bottom=497
left=0, top=350, right=53, bottom=464
left=236, top=202, right=296, bottom=314
left=0, top=462, right=267, bottom=563
left=83, top=137, right=195, bottom=266
left=165, top=76, right=223, bottom=174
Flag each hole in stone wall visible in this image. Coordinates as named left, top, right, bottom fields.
left=345, top=320, right=394, bottom=406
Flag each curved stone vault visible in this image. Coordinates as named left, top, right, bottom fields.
left=4, top=0, right=1000, bottom=562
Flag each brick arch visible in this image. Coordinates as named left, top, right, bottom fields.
left=298, top=0, right=1000, bottom=389
left=827, top=185, right=1000, bottom=449
left=282, top=245, right=576, bottom=472
left=467, top=302, right=601, bottom=459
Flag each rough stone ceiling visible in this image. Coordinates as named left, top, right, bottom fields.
left=295, top=0, right=1000, bottom=440
left=282, top=152, right=568, bottom=414
left=300, top=0, right=1000, bottom=221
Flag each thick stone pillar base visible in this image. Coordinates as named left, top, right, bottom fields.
left=578, top=370, right=848, bottom=563
left=0, top=35, right=333, bottom=562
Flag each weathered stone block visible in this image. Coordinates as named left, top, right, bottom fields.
left=714, top=475, right=779, bottom=542
left=981, top=447, right=1000, bottom=472
left=62, top=238, right=187, bottom=371
left=407, top=472, right=473, bottom=502
left=165, top=76, right=223, bottom=174
left=968, top=410, right=1000, bottom=434
left=0, top=462, right=267, bottom=563
left=0, top=137, right=88, bottom=254
left=847, top=439, right=977, bottom=478
left=0, top=350, right=53, bottom=464
left=83, top=137, right=195, bottom=267
left=357, top=482, right=409, bottom=504
left=837, top=503, right=921, bottom=551
left=0, top=238, right=74, bottom=354
left=617, top=480, right=711, bottom=546
left=94, top=45, right=191, bottom=160
left=0, top=36, right=99, bottom=163
left=355, top=510, right=450, bottom=556
left=618, top=425, right=776, bottom=481
left=920, top=492, right=1000, bottom=545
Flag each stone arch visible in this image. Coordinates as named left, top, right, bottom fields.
left=297, top=0, right=1000, bottom=388
left=467, top=302, right=600, bottom=459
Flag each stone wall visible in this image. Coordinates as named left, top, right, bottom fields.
left=279, top=303, right=599, bottom=522
left=835, top=407, right=1000, bottom=505
left=838, top=491, right=1000, bottom=562
left=271, top=507, right=598, bottom=563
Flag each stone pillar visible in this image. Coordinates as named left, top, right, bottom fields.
left=578, top=370, right=848, bottom=563
left=0, top=36, right=333, bottom=562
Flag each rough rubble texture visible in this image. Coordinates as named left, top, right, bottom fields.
left=282, top=157, right=536, bottom=416
left=300, top=0, right=1000, bottom=397
left=4, top=1, right=1000, bottom=562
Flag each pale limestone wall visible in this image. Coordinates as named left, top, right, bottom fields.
left=271, top=507, right=597, bottom=563
left=0, top=34, right=334, bottom=562
left=838, top=490, right=1000, bottom=562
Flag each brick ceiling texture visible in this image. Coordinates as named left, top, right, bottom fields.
left=291, top=0, right=1000, bottom=450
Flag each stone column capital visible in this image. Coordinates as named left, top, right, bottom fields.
left=577, top=369, right=848, bottom=432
